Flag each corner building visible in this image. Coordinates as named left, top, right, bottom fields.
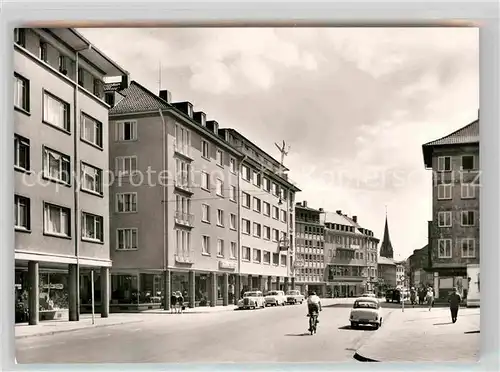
left=13, top=28, right=128, bottom=324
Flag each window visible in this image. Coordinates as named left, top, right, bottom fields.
left=229, top=185, right=236, bottom=201
left=230, top=157, right=236, bottom=173
left=43, top=92, right=70, bottom=131
left=273, top=253, right=279, bottom=265
left=242, top=219, right=251, bottom=234
left=216, top=149, right=223, bottom=166
left=201, top=140, right=209, bottom=158
left=14, top=135, right=30, bottom=171
left=217, top=239, right=224, bottom=257
left=81, top=212, right=103, bottom=243
left=280, top=210, right=287, bottom=222
left=273, top=229, right=279, bottom=242
left=175, top=195, right=191, bottom=215
left=201, top=171, right=210, bottom=190
left=115, top=156, right=137, bottom=175
left=216, top=179, right=224, bottom=196
left=39, top=41, right=48, bottom=62
left=263, top=202, right=271, bottom=216
left=202, top=235, right=210, bottom=255
left=116, top=228, right=138, bottom=250
left=175, top=159, right=191, bottom=187
left=242, top=192, right=251, bottom=208
left=461, top=155, right=474, bottom=171
left=242, top=246, right=251, bottom=261
left=202, top=204, right=210, bottom=223
left=241, top=165, right=251, bottom=181
left=14, top=73, right=29, bottom=112
left=253, top=171, right=261, bottom=187
left=272, top=183, right=279, bottom=196
left=263, top=226, right=271, bottom=240
left=174, top=124, right=191, bottom=155
left=115, top=120, right=137, bottom=141
left=461, top=238, right=475, bottom=258
left=230, top=213, right=236, bottom=230
left=253, top=197, right=261, bottom=212
left=217, top=209, right=224, bottom=226
left=44, top=203, right=70, bottom=237
left=116, top=193, right=137, bottom=213
left=175, top=229, right=191, bottom=255
left=14, top=28, right=26, bottom=47
left=14, top=195, right=30, bottom=230
left=437, top=156, right=451, bottom=172
left=81, top=113, right=103, bottom=148
left=230, top=242, right=237, bottom=259
left=81, top=163, right=103, bottom=195
left=43, top=147, right=71, bottom=184
left=438, top=211, right=452, bottom=227
left=253, top=249, right=261, bottom=263
left=78, top=68, right=85, bottom=86
left=59, top=55, right=68, bottom=74
left=461, top=211, right=475, bottom=226
left=273, top=206, right=279, bottom=219
left=461, top=183, right=475, bottom=199
left=263, top=178, right=271, bottom=192
left=280, top=255, right=287, bottom=266
left=253, top=222, right=261, bottom=238
left=437, top=184, right=452, bottom=200
left=438, top=239, right=452, bottom=258
left=263, top=251, right=271, bottom=264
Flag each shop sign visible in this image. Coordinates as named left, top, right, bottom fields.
left=219, top=260, right=236, bottom=270
left=41, top=284, right=64, bottom=290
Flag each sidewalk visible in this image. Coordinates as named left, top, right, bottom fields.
left=355, top=306, right=480, bottom=362
left=15, top=313, right=145, bottom=339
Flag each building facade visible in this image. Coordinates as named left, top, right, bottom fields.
left=323, top=211, right=379, bottom=297
left=13, top=28, right=128, bottom=324
left=422, top=118, right=480, bottom=303
left=377, top=257, right=397, bottom=289
left=294, top=201, right=326, bottom=296
left=407, top=245, right=433, bottom=288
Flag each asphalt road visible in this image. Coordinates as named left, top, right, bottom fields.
left=16, top=299, right=390, bottom=364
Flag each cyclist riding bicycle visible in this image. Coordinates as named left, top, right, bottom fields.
left=306, top=291, right=322, bottom=325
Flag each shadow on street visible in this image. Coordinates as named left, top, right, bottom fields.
left=285, top=332, right=311, bottom=337
left=338, top=325, right=377, bottom=331
left=433, top=322, right=453, bottom=326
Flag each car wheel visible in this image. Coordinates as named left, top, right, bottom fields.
left=351, top=322, right=358, bottom=329
left=374, top=323, right=379, bottom=330
left=379, top=318, right=383, bottom=327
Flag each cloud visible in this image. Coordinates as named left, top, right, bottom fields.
left=79, top=26, right=479, bottom=259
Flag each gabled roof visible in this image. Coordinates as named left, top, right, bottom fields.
left=378, top=256, right=396, bottom=266
left=109, top=81, right=170, bottom=116
left=422, top=119, right=479, bottom=168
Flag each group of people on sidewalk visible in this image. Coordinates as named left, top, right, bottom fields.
left=409, top=286, right=463, bottom=323
left=170, top=291, right=185, bottom=314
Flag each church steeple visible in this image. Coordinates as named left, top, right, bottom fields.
left=380, top=208, right=394, bottom=259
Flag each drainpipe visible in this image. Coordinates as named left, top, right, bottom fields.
left=159, top=109, right=169, bottom=309
left=237, top=155, right=247, bottom=291
left=74, top=45, right=91, bottom=321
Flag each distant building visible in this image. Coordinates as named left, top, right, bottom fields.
left=379, top=215, right=394, bottom=259
left=294, top=201, right=326, bottom=296
left=422, top=117, right=479, bottom=304
left=408, top=245, right=433, bottom=288
left=323, top=210, right=379, bottom=297
left=377, top=257, right=397, bottom=289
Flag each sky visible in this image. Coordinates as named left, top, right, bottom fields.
left=79, top=27, right=479, bottom=261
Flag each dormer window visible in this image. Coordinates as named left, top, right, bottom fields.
left=187, top=104, right=193, bottom=118
left=39, top=41, right=48, bottom=62
left=58, top=55, right=68, bottom=75
left=14, top=28, right=26, bottom=47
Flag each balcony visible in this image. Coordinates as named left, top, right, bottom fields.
left=173, top=140, right=193, bottom=161
left=175, top=249, right=195, bottom=264
left=296, top=216, right=321, bottom=224
left=174, top=211, right=194, bottom=227
left=174, top=178, right=193, bottom=194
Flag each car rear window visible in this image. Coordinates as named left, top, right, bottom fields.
left=354, top=301, right=378, bottom=309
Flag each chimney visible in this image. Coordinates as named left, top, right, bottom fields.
left=172, top=101, right=194, bottom=118
left=206, top=120, right=219, bottom=135
left=352, top=216, right=357, bottom=223
left=159, top=89, right=172, bottom=103
left=336, top=210, right=342, bottom=215
left=303, top=201, right=307, bottom=207
left=193, top=111, right=206, bottom=127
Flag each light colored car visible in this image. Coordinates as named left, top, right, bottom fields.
left=286, top=290, right=305, bottom=304
left=237, top=291, right=266, bottom=310
left=265, top=290, right=287, bottom=306
left=361, top=292, right=376, bottom=298
left=350, top=297, right=383, bottom=329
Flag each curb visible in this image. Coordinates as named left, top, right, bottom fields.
left=15, top=319, right=145, bottom=339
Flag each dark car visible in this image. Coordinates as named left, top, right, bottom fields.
left=385, top=289, right=401, bottom=303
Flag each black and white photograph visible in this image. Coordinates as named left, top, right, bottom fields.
left=13, top=25, right=479, bottom=363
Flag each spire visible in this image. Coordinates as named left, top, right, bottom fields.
left=380, top=212, right=394, bottom=259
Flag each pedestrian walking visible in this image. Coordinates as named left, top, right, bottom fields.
left=176, top=291, right=184, bottom=314
left=426, top=287, right=434, bottom=311
left=170, top=292, right=177, bottom=314
left=448, top=287, right=462, bottom=323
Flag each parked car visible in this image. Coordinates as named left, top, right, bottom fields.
left=385, top=289, right=401, bottom=303
left=350, top=297, right=383, bottom=329
left=361, top=292, right=376, bottom=298
left=286, top=290, right=305, bottom=304
left=265, top=290, right=287, bottom=306
left=237, top=291, right=266, bottom=310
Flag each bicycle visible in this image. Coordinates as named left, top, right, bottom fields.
left=308, top=311, right=319, bottom=335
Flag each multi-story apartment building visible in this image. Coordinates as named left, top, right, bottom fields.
left=13, top=28, right=129, bottom=324
left=407, top=245, right=433, bottom=288
left=422, top=117, right=480, bottom=304
left=219, top=129, right=301, bottom=295
left=294, top=201, right=326, bottom=296
left=323, top=210, right=379, bottom=297
left=105, top=81, right=243, bottom=310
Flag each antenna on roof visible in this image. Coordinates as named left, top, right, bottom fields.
left=275, top=140, right=290, bottom=176
left=158, top=60, right=162, bottom=93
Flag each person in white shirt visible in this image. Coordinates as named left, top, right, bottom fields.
left=306, top=291, right=322, bottom=322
